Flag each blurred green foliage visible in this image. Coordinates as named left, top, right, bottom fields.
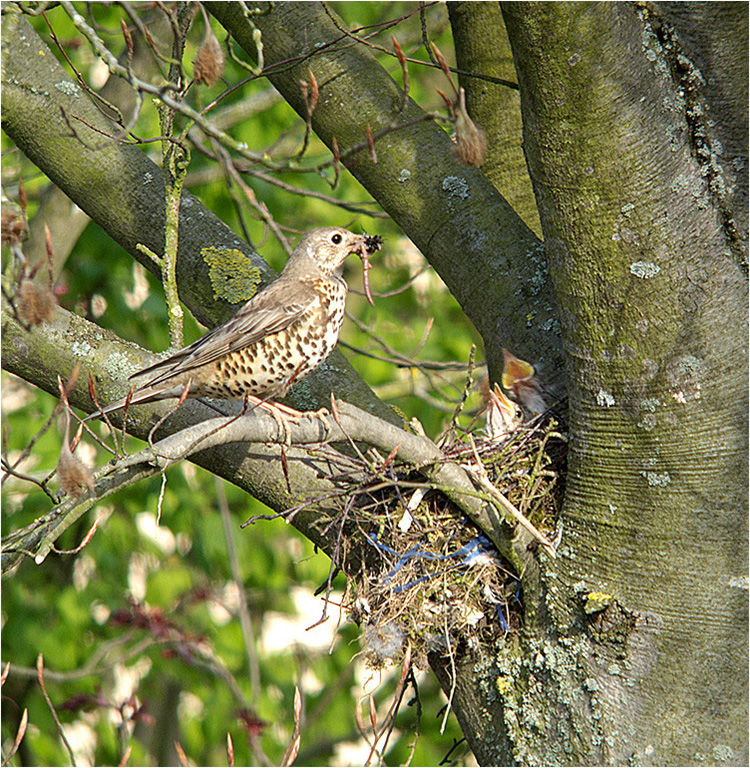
left=2, top=2, right=483, bottom=765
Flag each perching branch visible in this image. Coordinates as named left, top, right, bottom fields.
left=1, top=396, right=550, bottom=574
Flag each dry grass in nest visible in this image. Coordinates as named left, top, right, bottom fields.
left=313, top=416, right=567, bottom=669
left=447, top=415, right=568, bottom=540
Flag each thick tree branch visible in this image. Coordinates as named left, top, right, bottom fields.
left=504, top=3, right=748, bottom=763
left=447, top=1, right=542, bottom=237
left=2, top=298, right=549, bottom=574
left=1, top=299, right=346, bottom=554
left=658, top=2, right=748, bottom=243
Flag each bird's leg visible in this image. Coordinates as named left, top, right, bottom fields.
left=237, top=391, right=304, bottom=420
left=253, top=362, right=328, bottom=422
left=259, top=400, right=306, bottom=420
left=236, top=393, right=291, bottom=445
left=267, top=402, right=292, bottom=446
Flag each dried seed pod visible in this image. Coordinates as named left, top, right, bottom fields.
left=454, top=88, right=486, bottom=168
left=193, top=29, right=225, bottom=87
left=17, top=279, right=57, bottom=326
left=2, top=202, right=28, bottom=246
left=57, top=448, right=95, bottom=498
left=58, top=410, right=94, bottom=498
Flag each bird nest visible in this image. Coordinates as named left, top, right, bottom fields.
left=311, top=416, right=567, bottom=669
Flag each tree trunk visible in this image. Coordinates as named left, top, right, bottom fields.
left=498, top=3, right=748, bottom=763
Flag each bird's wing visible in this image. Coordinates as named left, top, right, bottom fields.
left=133, top=278, right=318, bottom=387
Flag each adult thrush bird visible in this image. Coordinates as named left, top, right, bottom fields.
left=88, top=227, right=382, bottom=420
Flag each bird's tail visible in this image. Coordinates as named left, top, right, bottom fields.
left=84, top=385, right=179, bottom=422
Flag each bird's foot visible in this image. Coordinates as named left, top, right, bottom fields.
left=259, top=400, right=306, bottom=421
left=307, top=406, right=333, bottom=433
left=240, top=396, right=300, bottom=445
left=308, top=406, right=330, bottom=420
left=242, top=396, right=333, bottom=443
left=268, top=405, right=332, bottom=442
left=267, top=405, right=293, bottom=447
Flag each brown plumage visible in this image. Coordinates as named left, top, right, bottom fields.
left=88, top=227, right=381, bottom=420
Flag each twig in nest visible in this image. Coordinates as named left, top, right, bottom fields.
left=464, top=436, right=557, bottom=558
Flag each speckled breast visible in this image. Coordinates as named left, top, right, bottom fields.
left=203, top=276, right=347, bottom=400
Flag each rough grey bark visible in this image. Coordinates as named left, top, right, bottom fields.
left=660, top=1, right=749, bottom=244
left=501, top=2, right=748, bottom=764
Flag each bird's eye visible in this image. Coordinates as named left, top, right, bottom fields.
left=331, top=233, right=343, bottom=244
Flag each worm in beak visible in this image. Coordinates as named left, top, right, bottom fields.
left=358, top=234, right=382, bottom=306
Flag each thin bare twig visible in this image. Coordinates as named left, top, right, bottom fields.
left=2, top=400, right=62, bottom=486
left=49, top=517, right=99, bottom=555
left=280, top=686, right=302, bottom=766
left=366, top=642, right=413, bottom=763
left=216, top=476, right=262, bottom=705
left=37, top=654, right=77, bottom=766
left=210, top=138, right=292, bottom=255
left=1, top=708, right=28, bottom=767
left=4, top=400, right=537, bottom=576
left=465, top=435, right=557, bottom=558
left=320, top=2, right=518, bottom=89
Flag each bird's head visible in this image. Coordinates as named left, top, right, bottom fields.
left=502, top=348, right=547, bottom=415
left=290, top=227, right=382, bottom=303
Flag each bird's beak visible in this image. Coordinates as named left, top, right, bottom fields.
left=358, top=235, right=382, bottom=306
left=489, top=383, right=517, bottom=419
left=485, top=383, right=522, bottom=442
left=502, top=348, right=536, bottom=391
